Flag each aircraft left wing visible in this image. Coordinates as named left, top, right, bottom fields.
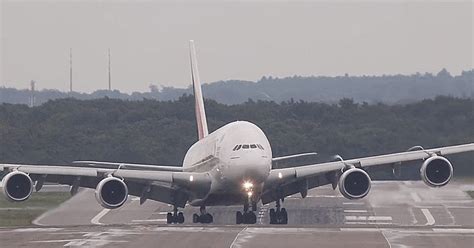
left=262, top=143, right=474, bottom=204
left=0, top=163, right=210, bottom=208
left=72, top=161, right=183, bottom=172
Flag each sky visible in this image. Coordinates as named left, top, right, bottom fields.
left=1, top=0, right=473, bottom=93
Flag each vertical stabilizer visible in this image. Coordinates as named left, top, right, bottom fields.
left=189, top=40, right=209, bottom=140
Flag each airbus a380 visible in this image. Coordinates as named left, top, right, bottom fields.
left=1, top=41, right=473, bottom=225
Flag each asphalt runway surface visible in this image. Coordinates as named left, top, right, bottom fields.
left=1, top=181, right=473, bottom=248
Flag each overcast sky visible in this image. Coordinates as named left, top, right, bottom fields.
left=1, top=0, right=472, bottom=93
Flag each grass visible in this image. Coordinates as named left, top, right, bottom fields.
left=467, top=191, right=474, bottom=199
left=0, top=192, right=70, bottom=227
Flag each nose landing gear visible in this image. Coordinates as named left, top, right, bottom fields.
left=193, top=206, right=213, bottom=224
left=269, top=199, right=288, bottom=224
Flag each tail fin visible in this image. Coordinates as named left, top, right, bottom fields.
left=189, top=40, right=209, bottom=140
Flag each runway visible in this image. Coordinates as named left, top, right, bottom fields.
left=1, top=181, right=473, bottom=247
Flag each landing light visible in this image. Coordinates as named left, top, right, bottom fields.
left=243, top=181, right=253, bottom=190
left=189, top=175, right=194, bottom=182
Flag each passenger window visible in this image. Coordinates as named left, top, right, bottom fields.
left=250, top=144, right=257, bottom=149
left=242, top=144, right=250, bottom=149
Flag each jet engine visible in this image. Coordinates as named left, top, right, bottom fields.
left=95, top=177, right=128, bottom=209
left=2, top=171, right=33, bottom=202
left=420, top=156, right=453, bottom=187
left=338, top=168, right=371, bottom=200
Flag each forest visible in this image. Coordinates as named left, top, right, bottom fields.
left=1, top=69, right=472, bottom=106
left=0, top=95, right=473, bottom=178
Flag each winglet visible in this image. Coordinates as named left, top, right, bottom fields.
left=189, top=40, right=209, bottom=140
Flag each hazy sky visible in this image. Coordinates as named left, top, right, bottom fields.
left=1, top=0, right=473, bottom=93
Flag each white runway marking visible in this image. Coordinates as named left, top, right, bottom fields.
left=230, top=227, right=248, bottom=248
left=410, top=192, right=422, bottom=202
left=91, top=209, right=110, bottom=225
left=344, top=210, right=368, bottom=213
left=421, top=208, right=435, bottom=226
left=257, top=205, right=268, bottom=224
left=343, top=202, right=365, bottom=205
left=345, top=216, right=392, bottom=221
left=131, top=219, right=166, bottom=223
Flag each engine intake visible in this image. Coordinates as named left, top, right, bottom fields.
left=95, top=177, right=128, bottom=209
left=420, top=156, right=453, bottom=187
left=338, top=168, right=371, bottom=200
left=2, top=171, right=33, bottom=202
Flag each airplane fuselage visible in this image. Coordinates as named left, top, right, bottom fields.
left=183, top=121, right=272, bottom=206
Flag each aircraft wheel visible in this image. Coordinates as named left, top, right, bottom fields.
left=236, top=211, right=243, bottom=224
left=177, top=212, right=185, bottom=224
left=204, top=213, right=213, bottom=223
left=269, top=208, right=276, bottom=224
left=281, top=208, right=288, bottom=224
left=166, top=213, right=173, bottom=224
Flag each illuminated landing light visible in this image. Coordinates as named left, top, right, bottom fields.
left=247, top=191, right=253, bottom=197
left=243, top=181, right=254, bottom=190
left=189, top=175, right=194, bottom=182
left=278, top=172, right=283, bottom=179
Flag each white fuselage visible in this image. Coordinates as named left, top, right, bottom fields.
left=182, top=121, right=272, bottom=206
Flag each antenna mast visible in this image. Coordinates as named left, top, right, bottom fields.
left=69, top=48, right=73, bottom=93
left=30, top=80, right=36, bottom=107
left=108, top=48, right=111, bottom=91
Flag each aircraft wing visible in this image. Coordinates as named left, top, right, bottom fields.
left=72, top=161, right=183, bottom=172
left=262, top=143, right=474, bottom=204
left=0, top=164, right=210, bottom=207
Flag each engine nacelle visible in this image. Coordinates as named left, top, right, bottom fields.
left=95, top=177, right=128, bottom=209
left=338, top=168, right=371, bottom=200
left=420, top=156, right=453, bottom=187
left=1, top=171, right=33, bottom=202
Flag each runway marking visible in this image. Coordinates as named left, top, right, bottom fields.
left=345, top=222, right=392, bottom=225
left=421, top=208, right=435, bottom=226
left=380, top=230, right=393, bottom=248
left=344, top=210, right=368, bottom=213
left=345, top=216, right=392, bottom=221
left=131, top=219, right=166, bottom=223
left=410, top=192, right=422, bottom=202
left=229, top=227, right=248, bottom=248
left=433, top=228, right=474, bottom=234
left=343, top=202, right=365, bottom=205
left=257, top=205, right=268, bottom=224
left=91, top=209, right=111, bottom=225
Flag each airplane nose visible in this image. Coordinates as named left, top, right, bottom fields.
left=226, top=154, right=271, bottom=183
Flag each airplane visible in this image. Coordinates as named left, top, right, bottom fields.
left=1, top=40, right=474, bottom=225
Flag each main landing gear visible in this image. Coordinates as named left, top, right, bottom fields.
left=236, top=201, right=257, bottom=224
left=269, top=199, right=288, bottom=224
left=193, top=206, right=213, bottom=224
left=167, top=206, right=185, bottom=224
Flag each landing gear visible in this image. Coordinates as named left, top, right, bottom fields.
left=167, top=206, right=185, bottom=224
left=236, top=201, right=257, bottom=224
left=269, top=199, right=288, bottom=224
left=193, top=206, right=213, bottom=224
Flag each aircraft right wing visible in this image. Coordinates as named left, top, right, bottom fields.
left=262, top=143, right=474, bottom=204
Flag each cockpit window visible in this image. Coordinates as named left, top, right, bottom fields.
left=250, top=144, right=257, bottom=149
left=242, top=144, right=250, bottom=149
left=233, top=145, right=242, bottom=151
left=257, top=144, right=264, bottom=150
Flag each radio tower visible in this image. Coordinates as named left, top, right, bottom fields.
left=30, top=80, right=36, bottom=107
left=108, top=48, right=111, bottom=91
left=69, top=48, right=73, bottom=93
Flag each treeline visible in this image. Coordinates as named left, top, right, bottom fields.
left=1, top=69, right=472, bottom=106
left=0, top=96, right=473, bottom=178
